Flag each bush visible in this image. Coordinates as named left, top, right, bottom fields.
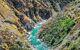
left=39, top=17, right=75, bottom=47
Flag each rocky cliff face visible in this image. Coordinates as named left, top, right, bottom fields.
left=6, top=0, right=54, bottom=31
left=0, top=0, right=53, bottom=50
left=0, top=0, right=79, bottom=50
left=0, top=0, right=31, bottom=50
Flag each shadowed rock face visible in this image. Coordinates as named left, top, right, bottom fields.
left=6, top=0, right=75, bottom=21
left=7, top=0, right=52, bottom=20
left=6, top=0, right=54, bottom=32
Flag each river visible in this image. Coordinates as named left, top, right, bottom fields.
left=28, top=20, right=48, bottom=50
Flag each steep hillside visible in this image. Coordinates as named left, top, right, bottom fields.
left=0, top=0, right=80, bottom=50
left=0, top=0, right=32, bottom=50
left=39, top=0, right=80, bottom=50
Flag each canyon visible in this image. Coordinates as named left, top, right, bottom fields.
left=0, top=0, right=80, bottom=50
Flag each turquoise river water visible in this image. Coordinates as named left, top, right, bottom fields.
left=28, top=20, right=48, bottom=50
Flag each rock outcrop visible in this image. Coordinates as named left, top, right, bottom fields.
left=0, top=0, right=32, bottom=50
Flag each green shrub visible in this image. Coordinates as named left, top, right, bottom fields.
left=39, top=17, right=75, bottom=47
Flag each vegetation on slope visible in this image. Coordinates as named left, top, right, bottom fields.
left=39, top=16, right=75, bottom=47
left=39, top=0, right=80, bottom=50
